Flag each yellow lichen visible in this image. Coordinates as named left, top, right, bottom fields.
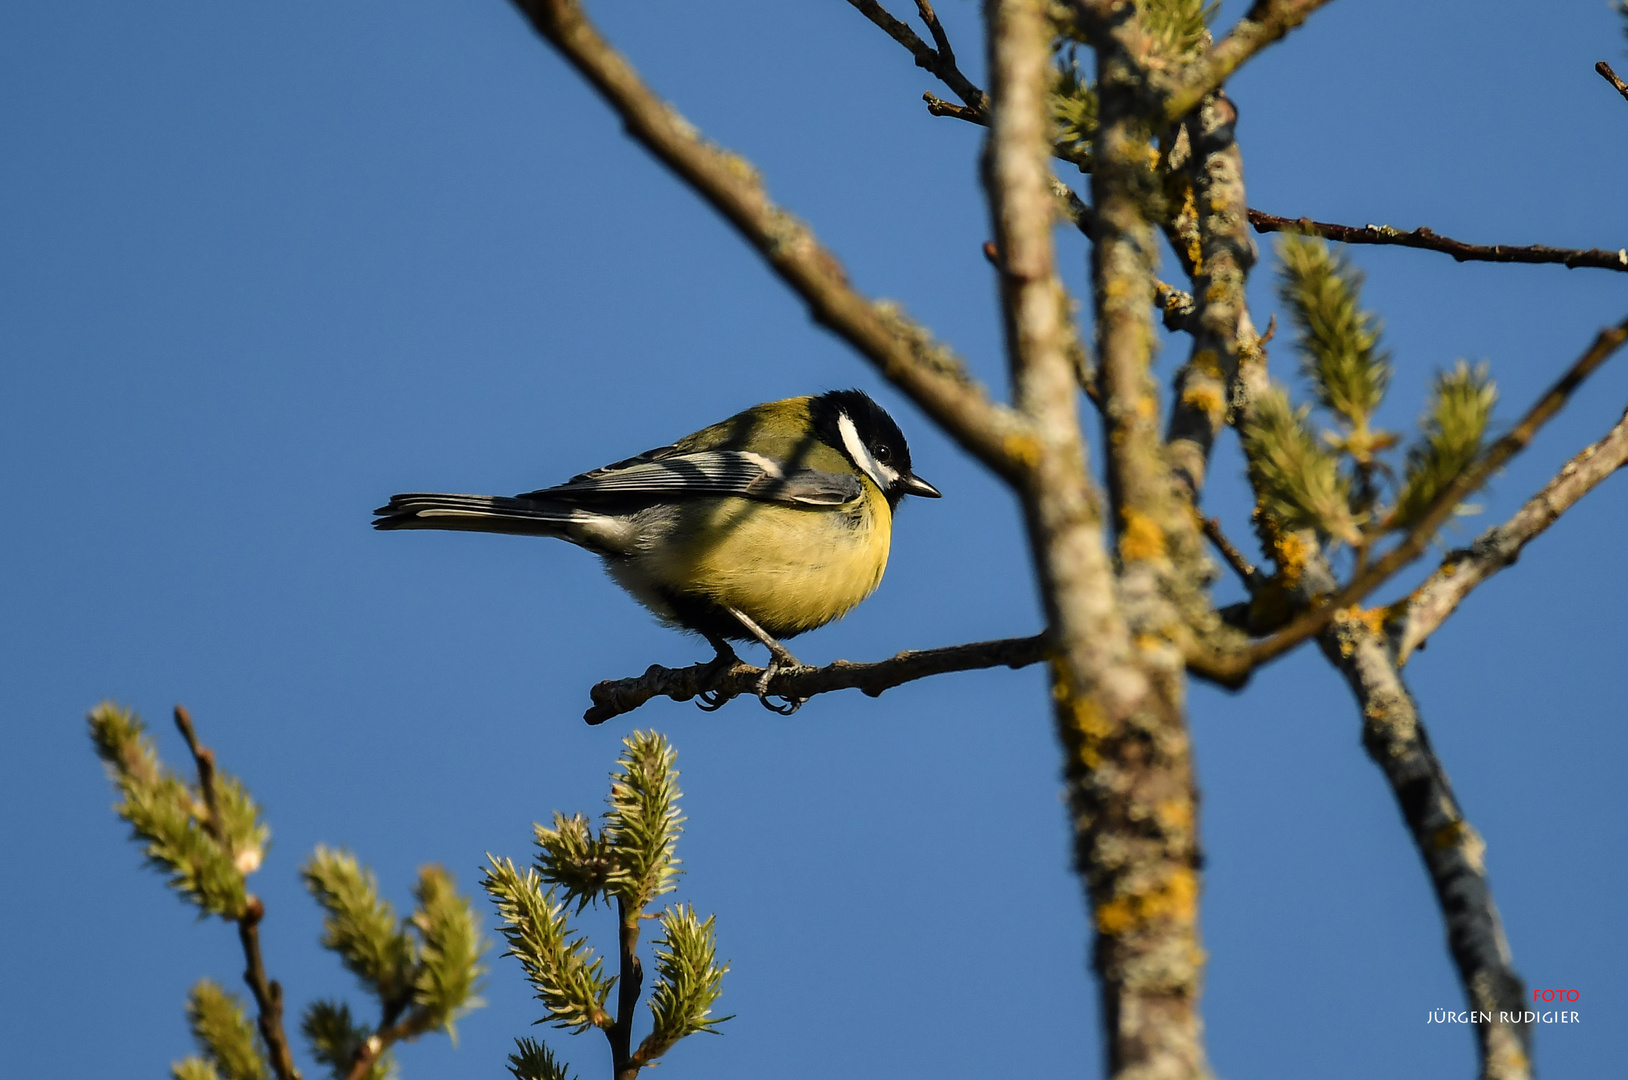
left=1180, top=383, right=1226, bottom=422
left=1269, top=531, right=1308, bottom=586
left=1190, top=349, right=1223, bottom=381
left=1349, top=605, right=1387, bottom=638
left=1119, top=510, right=1167, bottom=563
left=1051, top=659, right=1114, bottom=771
left=1154, top=798, right=1194, bottom=834
left=1002, top=433, right=1042, bottom=470
left=1095, top=868, right=1199, bottom=936
left=1431, top=821, right=1466, bottom=850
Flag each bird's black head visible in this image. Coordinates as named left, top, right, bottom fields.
left=811, top=389, right=941, bottom=508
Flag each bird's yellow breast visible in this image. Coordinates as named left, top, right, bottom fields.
left=614, top=479, right=893, bottom=639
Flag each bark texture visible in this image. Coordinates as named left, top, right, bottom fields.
left=1319, top=618, right=1532, bottom=1080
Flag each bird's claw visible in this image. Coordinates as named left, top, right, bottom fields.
left=754, top=655, right=806, bottom=715
left=692, top=642, right=741, bottom=713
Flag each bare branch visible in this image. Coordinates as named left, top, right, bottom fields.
left=1396, top=403, right=1628, bottom=664
left=1164, top=0, right=1341, bottom=121
left=1165, top=93, right=1261, bottom=501
left=1319, top=618, right=1532, bottom=1080
left=509, top=0, right=1035, bottom=481
left=173, top=706, right=302, bottom=1080
left=925, top=94, right=1097, bottom=173
left=1250, top=210, right=1628, bottom=274
left=1202, top=517, right=1258, bottom=588
left=1190, top=314, right=1628, bottom=682
left=584, top=635, right=1047, bottom=724
left=846, top=0, right=990, bottom=118
left=1597, top=61, right=1628, bottom=105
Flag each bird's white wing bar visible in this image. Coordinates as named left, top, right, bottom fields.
left=529, top=450, right=862, bottom=507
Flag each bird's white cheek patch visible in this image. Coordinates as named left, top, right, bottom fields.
left=837, top=411, right=900, bottom=491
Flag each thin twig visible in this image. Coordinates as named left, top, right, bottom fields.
left=1250, top=210, right=1628, bottom=273
left=586, top=635, right=1049, bottom=724
left=1163, top=0, right=1340, bottom=122
left=1201, top=517, right=1258, bottom=588
left=608, top=897, right=644, bottom=1080
left=509, top=0, right=1034, bottom=482
left=1395, top=402, right=1628, bottom=664
left=1598, top=61, right=1628, bottom=105
left=1318, top=617, right=1532, bottom=1080
left=173, top=705, right=222, bottom=841
left=1191, top=315, right=1628, bottom=684
left=846, top=0, right=989, bottom=117
left=173, top=706, right=303, bottom=1080
left=924, top=90, right=1095, bottom=171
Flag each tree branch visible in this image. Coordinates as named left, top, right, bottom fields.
left=1164, top=0, right=1340, bottom=122
left=1192, top=314, right=1628, bottom=683
left=584, top=635, right=1048, bottom=724
left=846, top=0, right=990, bottom=119
left=609, top=897, right=644, bottom=1080
left=1319, top=618, right=1532, bottom=1080
left=173, top=706, right=302, bottom=1080
left=1597, top=61, right=1628, bottom=105
left=1165, top=93, right=1261, bottom=502
left=1250, top=210, right=1628, bottom=273
left=509, top=0, right=1035, bottom=481
left=1395, top=402, right=1628, bottom=664
left=1202, top=517, right=1258, bottom=588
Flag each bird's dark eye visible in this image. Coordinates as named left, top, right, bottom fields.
left=874, top=445, right=893, bottom=464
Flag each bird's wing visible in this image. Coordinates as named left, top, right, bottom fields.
left=525, top=449, right=863, bottom=507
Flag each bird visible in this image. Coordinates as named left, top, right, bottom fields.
left=373, top=389, right=940, bottom=712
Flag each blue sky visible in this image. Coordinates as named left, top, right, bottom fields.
left=4, top=2, right=1626, bottom=1077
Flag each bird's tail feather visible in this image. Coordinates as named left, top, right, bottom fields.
left=373, top=492, right=587, bottom=536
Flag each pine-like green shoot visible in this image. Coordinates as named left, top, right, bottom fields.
left=301, top=846, right=417, bottom=1005
left=1051, top=52, right=1097, bottom=158
left=409, top=864, right=488, bottom=1036
left=171, top=1057, right=222, bottom=1080
left=533, top=811, right=613, bottom=913
left=602, top=731, right=683, bottom=911
left=1137, top=0, right=1217, bottom=62
left=1275, top=235, right=1392, bottom=448
left=301, top=1000, right=394, bottom=1080
left=1242, top=386, right=1361, bottom=544
left=507, top=1037, right=576, bottom=1080
left=87, top=704, right=262, bottom=918
left=183, top=979, right=267, bottom=1080
left=483, top=856, right=613, bottom=1033
left=1392, top=361, right=1498, bottom=530
left=644, top=904, right=730, bottom=1059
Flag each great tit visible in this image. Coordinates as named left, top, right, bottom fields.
left=373, top=389, right=940, bottom=711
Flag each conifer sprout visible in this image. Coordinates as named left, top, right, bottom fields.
left=1275, top=234, right=1394, bottom=459
left=88, top=702, right=266, bottom=919
left=1392, top=360, right=1498, bottom=529
left=1050, top=50, right=1097, bottom=160
left=1134, top=0, right=1218, bottom=62
left=179, top=980, right=268, bottom=1080
left=86, top=703, right=487, bottom=1080
left=302, top=847, right=418, bottom=1005
left=483, top=857, right=614, bottom=1033
left=302, top=1001, right=393, bottom=1080
left=644, top=905, right=729, bottom=1054
left=300, top=851, right=488, bottom=1070
left=508, top=1038, right=576, bottom=1080
left=483, top=732, right=728, bottom=1080
left=1241, top=386, right=1360, bottom=544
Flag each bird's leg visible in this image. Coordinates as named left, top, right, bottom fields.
left=696, top=633, right=741, bottom=712
left=725, top=606, right=807, bottom=715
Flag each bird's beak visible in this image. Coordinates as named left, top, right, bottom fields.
left=900, top=473, right=942, bottom=498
